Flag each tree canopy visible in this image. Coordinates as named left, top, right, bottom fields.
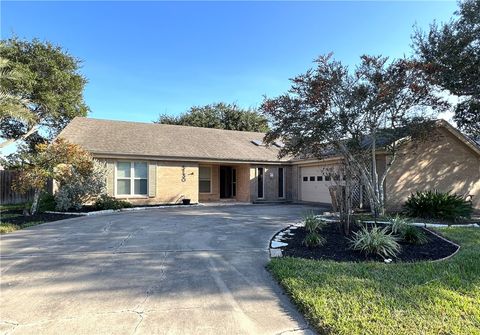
left=0, top=38, right=89, bottom=150
left=413, top=0, right=480, bottom=137
left=155, top=102, right=269, bottom=132
left=260, top=54, right=448, bottom=215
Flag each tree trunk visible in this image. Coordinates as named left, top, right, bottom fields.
left=0, top=124, right=38, bottom=149
left=30, top=189, right=41, bottom=215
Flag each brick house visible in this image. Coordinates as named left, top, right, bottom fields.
left=59, top=117, right=480, bottom=210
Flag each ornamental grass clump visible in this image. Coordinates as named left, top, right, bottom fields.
left=302, top=211, right=327, bottom=248
left=388, top=215, right=428, bottom=245
left=350, top=225, right=401, bottom=259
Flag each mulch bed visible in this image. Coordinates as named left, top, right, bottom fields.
left=0, top=209, right=78, bottom=226
left=280, top=223, right=459, bottom=262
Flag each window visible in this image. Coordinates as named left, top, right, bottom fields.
left=199, top=166, right=211, bottom=193
left=257, top=167, right=264, bottom=198
left=303, top=176, right=308, bottom=182
left=232, top=168, right=237, bottom=197
left=317, top=176, right=323, bottom=181
left=309, top=176, right=315, bottom=181
left=278, top=167, right=284, bottom=198
left=325, top=175, right=331, bottom=181
left=116, top=162, right=147, bottom=196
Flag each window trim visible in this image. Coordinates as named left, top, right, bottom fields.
left=199, top=165, right=213, bottom=194
left=257, top=167, right=264, bottom=199
left=115, top=161, right=148, bottom=198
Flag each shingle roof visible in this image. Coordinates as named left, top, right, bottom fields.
left=58, top=117, right=288, bottom=163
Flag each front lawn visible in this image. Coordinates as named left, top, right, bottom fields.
left=268, top=228, right=480, bottom=335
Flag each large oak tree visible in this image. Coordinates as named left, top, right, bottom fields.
left=413, top=0, right=480, bottom=137
left=0, top=38, right=89, bottom=150
left=156, top=102, right=269, bottom=132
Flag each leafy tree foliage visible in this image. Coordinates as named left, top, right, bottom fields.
left=413, top=0, right=480, bottom=137
left=5, top=139, right=96, bottom=214
left=260, top=54, right=448, bottom=216
left=0, top=38, right=89, bottom=150
left=54, top=159, right=107, bottom=211
left=155, top=102, right=269, bottom=132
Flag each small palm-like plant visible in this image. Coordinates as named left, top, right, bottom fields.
left=350, top=226, right=401, bottom=259
left=303, top=232, right=326, bottom=248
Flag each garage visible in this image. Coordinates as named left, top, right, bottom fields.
left=300, top=165, right=334, bottom=204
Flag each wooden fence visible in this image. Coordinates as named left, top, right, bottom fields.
left=0, top=170, right=34, bottom=205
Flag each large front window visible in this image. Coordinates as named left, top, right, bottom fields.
left=199, top=166, right=211, bottom=193
left=116, top=161, right=147, bottom=196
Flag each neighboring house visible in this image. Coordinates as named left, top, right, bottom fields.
left=58, top=117, right=480, bottom=210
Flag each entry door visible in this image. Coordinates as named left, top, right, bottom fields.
left=220, top=166, right=233, bottom=198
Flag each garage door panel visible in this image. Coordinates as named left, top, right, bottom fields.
left=300, top=165, right=333, bottom=203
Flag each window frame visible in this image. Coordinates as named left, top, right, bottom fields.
left=199, top=166, right=212, bottom=194
left=115, top=161, right=148, bottom=197
left=257, top=167, right=264, bottom=199
left=278, top=167, right=285, bottom=199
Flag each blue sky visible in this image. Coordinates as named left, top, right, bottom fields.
left=2, top=1, right=458, bottom=123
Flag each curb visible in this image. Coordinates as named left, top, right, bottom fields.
left=269, top=223, right=302, bottom=258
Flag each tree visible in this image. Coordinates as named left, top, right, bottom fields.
left=5, top=139, right=95, bottom=215
left=0, top=38, right=89, bottom=150
left=413, top=0, right=480, bottom=137
left=54, top=159, right=107, bottom=211
left=260, top=54, right=448, bottom=218
left=155, top=102, right=269, bottom=132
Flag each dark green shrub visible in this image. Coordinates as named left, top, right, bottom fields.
left=403, top=190, right=473, bottom=222
left=350, top=226, right=401, bottom=259
left=94, top=195, right=132, bottom=210
left=401, top=225, right=428, bottom=245
left=303, top=232, right=326, bottom=248
left=38, top=193, right=56, bottom=212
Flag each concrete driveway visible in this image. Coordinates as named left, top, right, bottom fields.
left=0, top=204, right=321, bottom=335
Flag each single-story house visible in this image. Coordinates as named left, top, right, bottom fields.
left=58, top=117, right=480, bottom=210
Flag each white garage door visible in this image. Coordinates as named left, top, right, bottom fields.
left=300, top=165, right=333, bottom=203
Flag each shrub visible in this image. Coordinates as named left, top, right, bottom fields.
left=303, top=211, right=326, bottom=233
left=400, top=225, right=428, bottom=245
left=303, top=232, right=326, bottom=248
left=350, top=226, right=401, bottom=259
left=403, top=190, right=473, bottom=222
left=55, top=160, right=107, bottom=211
left=38, top=193, right=56, bottom=212
left=94, top=194, right=132, bottom=210
left=388, top=215, right=428, bottom=245
left=388, top=215, right=409, bottom=234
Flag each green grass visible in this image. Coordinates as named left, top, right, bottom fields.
left=1, top=203, right=45, bottom=234
left=268, top=228, right=480, bottom=335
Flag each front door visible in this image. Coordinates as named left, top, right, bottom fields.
left=220, top=166, right=233, bottom=198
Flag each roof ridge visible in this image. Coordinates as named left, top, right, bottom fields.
left=73, top=116, right=267, bottom=136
